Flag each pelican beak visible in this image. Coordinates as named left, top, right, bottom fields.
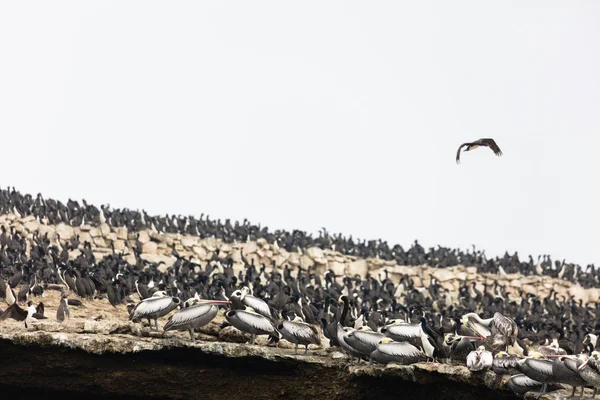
left=579, top=359, right=589, bottom=371
left=197, top=300, right=231, bottom=305
left=466, top=321, right=486, bottom=340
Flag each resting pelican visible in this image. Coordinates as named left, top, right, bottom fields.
left=578, top=351, right=600, bottom=398
left=461, top=312, right=518, bottom=350
left=345, top=326, right=386, bottom=357
left=369, top=337, right=427, bottom=365
left=551, top=354, right=586, bottom=399
left=507, top=374, right=561, bottom=396
left=277, top=315, right=321, bottom=355
left=164, top=298, right=231, bottom=340
left=230, top=287, right=273, bottom=320
left=130, top=295, right=181, bottom=330
left=466, top=346, right=493, bottom=372
left=225, top=306, right=275, bottom=345
left=517, top=352, right=555, bottom=399
left=380, top=320, right=422, bottom=347
left=492, top=351, right=519, bottom=376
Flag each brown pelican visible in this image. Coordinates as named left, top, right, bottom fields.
left=466, top=345, right=493, bottom=372
left=461, top=312, right=518, bottom=350
left=163, top=298, right=231, bottom=340
left=230, top=287, right=272, bottom=320
left=130, top=295, right=181, bottom=330
left=225, top=307, right=275, bottom=345
left=517, top=352, right=556, bottom=399
left=56, top=293, right=70, bottom=323
left=578, top=351, right=600, bottom=398
left=369, top=337, right=427, bottom=365
left=277, top=315, right=321, bottom=355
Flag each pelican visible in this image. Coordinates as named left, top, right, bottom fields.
left=277, top=315, right=321, bottom=355
left=507, top=374, right=561, bottom=396
left=230, top=287, right=273, bottom=321
left=517, top=352, right=556, bottom=399
left=466, top=346, right=493, bottom=372
left=551, top=354, right=586, bottom=399
left=380, top=320, right=422, bottom=346
left=578, top=351, right=600, bottom=398
left=369, top=337, right=427, bottom=365
left=461, top=312, right=518, bottom=350
left=163, top=298, right=231, bottom=340
left=225, top=307, right=275, bottom=345
left=345, top=326, right=385, bottom=357
left=492, top=351, right=519, bottom=376
left=130, top=295, right=181, bottom=330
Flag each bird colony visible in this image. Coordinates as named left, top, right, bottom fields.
left=2, top=186, right=600, bottom=399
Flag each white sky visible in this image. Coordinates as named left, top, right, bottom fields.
left=1, top=2, right=599, bottom=266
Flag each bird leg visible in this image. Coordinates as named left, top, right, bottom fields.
left=189, top=329, right=195, bottom=340
left=304, top=344, right=309, bottom=355
left=294, top=343, right=298, bottom=355
left=250, top=334, right=255, bottom=345
left=535, top=382, right=547, bottom=400
left=154, top=318, right=159, bottom=331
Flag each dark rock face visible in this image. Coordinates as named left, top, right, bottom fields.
left=0, top=339, right=519, bottom=400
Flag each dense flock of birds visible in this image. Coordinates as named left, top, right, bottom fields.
left=2, top=187, right=600, bottom=398
left=0, top=187, right=597, bottom=288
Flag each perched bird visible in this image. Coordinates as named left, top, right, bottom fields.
left=163, top=298, right=231, bottom=340
left=277, top=315, right=321, bottom=355
left=466, top=346, right=493, bottom=372
left=369, top=337, right=427, bottom=365
left=130, top=295, right=181, bottom=330
left=57, top=293, right=71, bottom=323
left=456, top=138, right=503, bottom=163
left=225, top=307, right=275, bottom=345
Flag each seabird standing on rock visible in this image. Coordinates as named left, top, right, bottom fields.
left=230, top=287, right=273, bottom=320
left=369, top=337, right=427, bottom=365
left=277, top=314, right=321, bottom=355
left=130, top=295, right=181, bottom=330
left=57, top=293, right=70, bottom=323
left=163, top=298, right=231, bottom=340
left=225, top=306, right=275, bottom=345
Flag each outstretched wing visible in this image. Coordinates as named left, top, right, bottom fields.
left=480, top=138, right=502, bottom=156
left=456, top=143, right=470, bottom=163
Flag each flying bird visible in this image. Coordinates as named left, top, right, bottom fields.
left=456, top=138, right=503, bottom=163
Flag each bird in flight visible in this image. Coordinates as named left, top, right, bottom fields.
left=456, top=138, right=503, bottom=164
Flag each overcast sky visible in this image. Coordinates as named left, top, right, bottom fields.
left=1, top=2, right=599, bottom=266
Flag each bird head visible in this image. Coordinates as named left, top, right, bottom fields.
left=379, top=337, right=394, bottom=345
left=494, top=351, right=509, bottom=359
